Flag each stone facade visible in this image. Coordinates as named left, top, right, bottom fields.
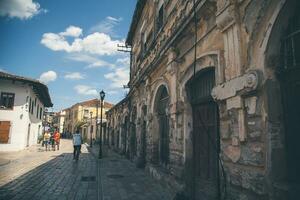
left=106, top=0, right=300, bottom=199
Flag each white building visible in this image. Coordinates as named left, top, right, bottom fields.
left=53, top=110, right=66, bottom=133
left=0, top=72, right=53, bottom=151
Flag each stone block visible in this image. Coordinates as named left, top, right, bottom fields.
left=245, top=96, right=257, bottom=115
left=232, top=137, right=239, bottom=146
left=248, top=131, right=262, bottom=140
left=227, top=96, right=243, bottom=110
left=239, top=142, right=264, bottom=166
left=238, top=109, right=247, bottom=142
left=228, top=166, right=266, bottom=195
left=220, top=120, right=231, bottom=139
left=211, top=70, right=261, bottom=101
left=224, top=145, right=241, bottom=163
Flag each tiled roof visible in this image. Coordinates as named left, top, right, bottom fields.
left=73, top=98, right=114, bottom=108
left=0, top=71, right=53, bottom=107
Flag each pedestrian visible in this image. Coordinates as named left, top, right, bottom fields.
left=73, top=129, right=82, bottom=161
left=50, top=132, right=55, bottom=151
left=54, top=129, right=61, bottom=151
left=43, top=132, right=50, bottom=151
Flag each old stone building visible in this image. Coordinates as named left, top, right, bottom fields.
left=106, top=0, right=300, bottom=199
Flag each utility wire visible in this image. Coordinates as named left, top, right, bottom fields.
left=192, top=0, right=227, bottom=199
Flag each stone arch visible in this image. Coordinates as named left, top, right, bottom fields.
left=150, top=80, right=170, bottom=114
left=117, top=115, right=121, bottom=149
left=137, top=104, right=148, bottom=168
left=129, top=106, right=137, bottom=160
left=262, top=0, right=300, bottom=198
left=151, top=84, right=170, bottom=165
left=248, top=0, right=288, bottom=72
left=179, top=53, right=220, bottom=163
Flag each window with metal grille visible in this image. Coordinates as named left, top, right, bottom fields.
left=187, top=69, right=215, bottom=105
left=0, top=92, right=15, bottom=110
left=281, top=12, right=300, bottom=71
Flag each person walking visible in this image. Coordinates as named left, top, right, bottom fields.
left=54, top=130, right=61, bottom=151
left=73, top=129, right=82, bottom=161
left=50, top=132, right=55, bottom=151
left=43, top=132, right=50, bottom=151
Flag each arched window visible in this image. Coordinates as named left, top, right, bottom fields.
left=154, top=85, right=169, bottom=165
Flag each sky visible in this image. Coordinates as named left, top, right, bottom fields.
left=0, top=0, right=136, bottom=111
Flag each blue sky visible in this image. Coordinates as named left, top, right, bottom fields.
left=0, top=0, right=136, bottom=111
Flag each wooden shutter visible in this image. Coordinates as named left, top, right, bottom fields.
left=0, top=121, right=11, bottom=143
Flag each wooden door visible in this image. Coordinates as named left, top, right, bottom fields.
left=0, top=121, right=10, bottom=143
left=187, top=69, right=220, bottom=200
left=193, top=102, right=219, bottom=200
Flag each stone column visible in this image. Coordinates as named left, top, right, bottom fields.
left=215, top=0, right=249, bottom=143
left=216, top=0, right=245, bottom=80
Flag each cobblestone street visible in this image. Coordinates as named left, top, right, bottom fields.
left=0, top=139, right=173, bottom=200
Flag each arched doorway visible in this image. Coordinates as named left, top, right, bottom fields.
left=138, top=105, right=147, bottom=168
left=279, top=6, right=300, bottom=197
left=130, top=107, right=137, bottom=160
left=186, top=68, right=220, bottom=200
left=111, top=130, right=115, bottom=146
left=154, top=85, right=170, bottom=166
left=123, top=116, right=129, bottom=156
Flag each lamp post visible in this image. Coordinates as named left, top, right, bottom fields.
left=90, top=111, right=93, bottom=147
left=99, top=90, right=105, bottom=159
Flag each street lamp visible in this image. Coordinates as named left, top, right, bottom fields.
left=90, top=111, right=93, bottom=147
left=99, top=90, right=105, bottom=159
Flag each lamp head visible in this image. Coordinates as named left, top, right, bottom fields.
left=100, top=90, right=105, bottom=101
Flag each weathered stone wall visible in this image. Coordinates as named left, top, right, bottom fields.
left=107, top=0, right=296, bottom=199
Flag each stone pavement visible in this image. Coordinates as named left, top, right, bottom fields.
left=0, top=139, right=174, bottom=200
left=0, top=139, right=98, bottom=200
left=88, top=145, right=174, bottom=200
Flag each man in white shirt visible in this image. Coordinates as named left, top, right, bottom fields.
left=73, top=129, right=82, bottom=161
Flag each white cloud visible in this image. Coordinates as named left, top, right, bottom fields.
left=106, top=16, right=122, bottom=22
left=106, top=90, right=118, bottom=95
left=60, top=26, right=82, bottom=37
left=116, top=57, right=130, bottom=66
left=104, top=67, right=129, bottom=88
left=41, top=33, right=79, bottom=52
left=39, top=71, right=57, bottom=83
left=41, top=27, right=121, bottom=56
left=89, top=16, right=123, bottom=35
left=0, top=0, right=46, bottom=20
left=67, top=54, right=115, bottom=69
left=74, top=85, right=97, bottom=96
left=64, top=72, right=85, bottom=80
left=81, top=32, right=120, bottom=55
